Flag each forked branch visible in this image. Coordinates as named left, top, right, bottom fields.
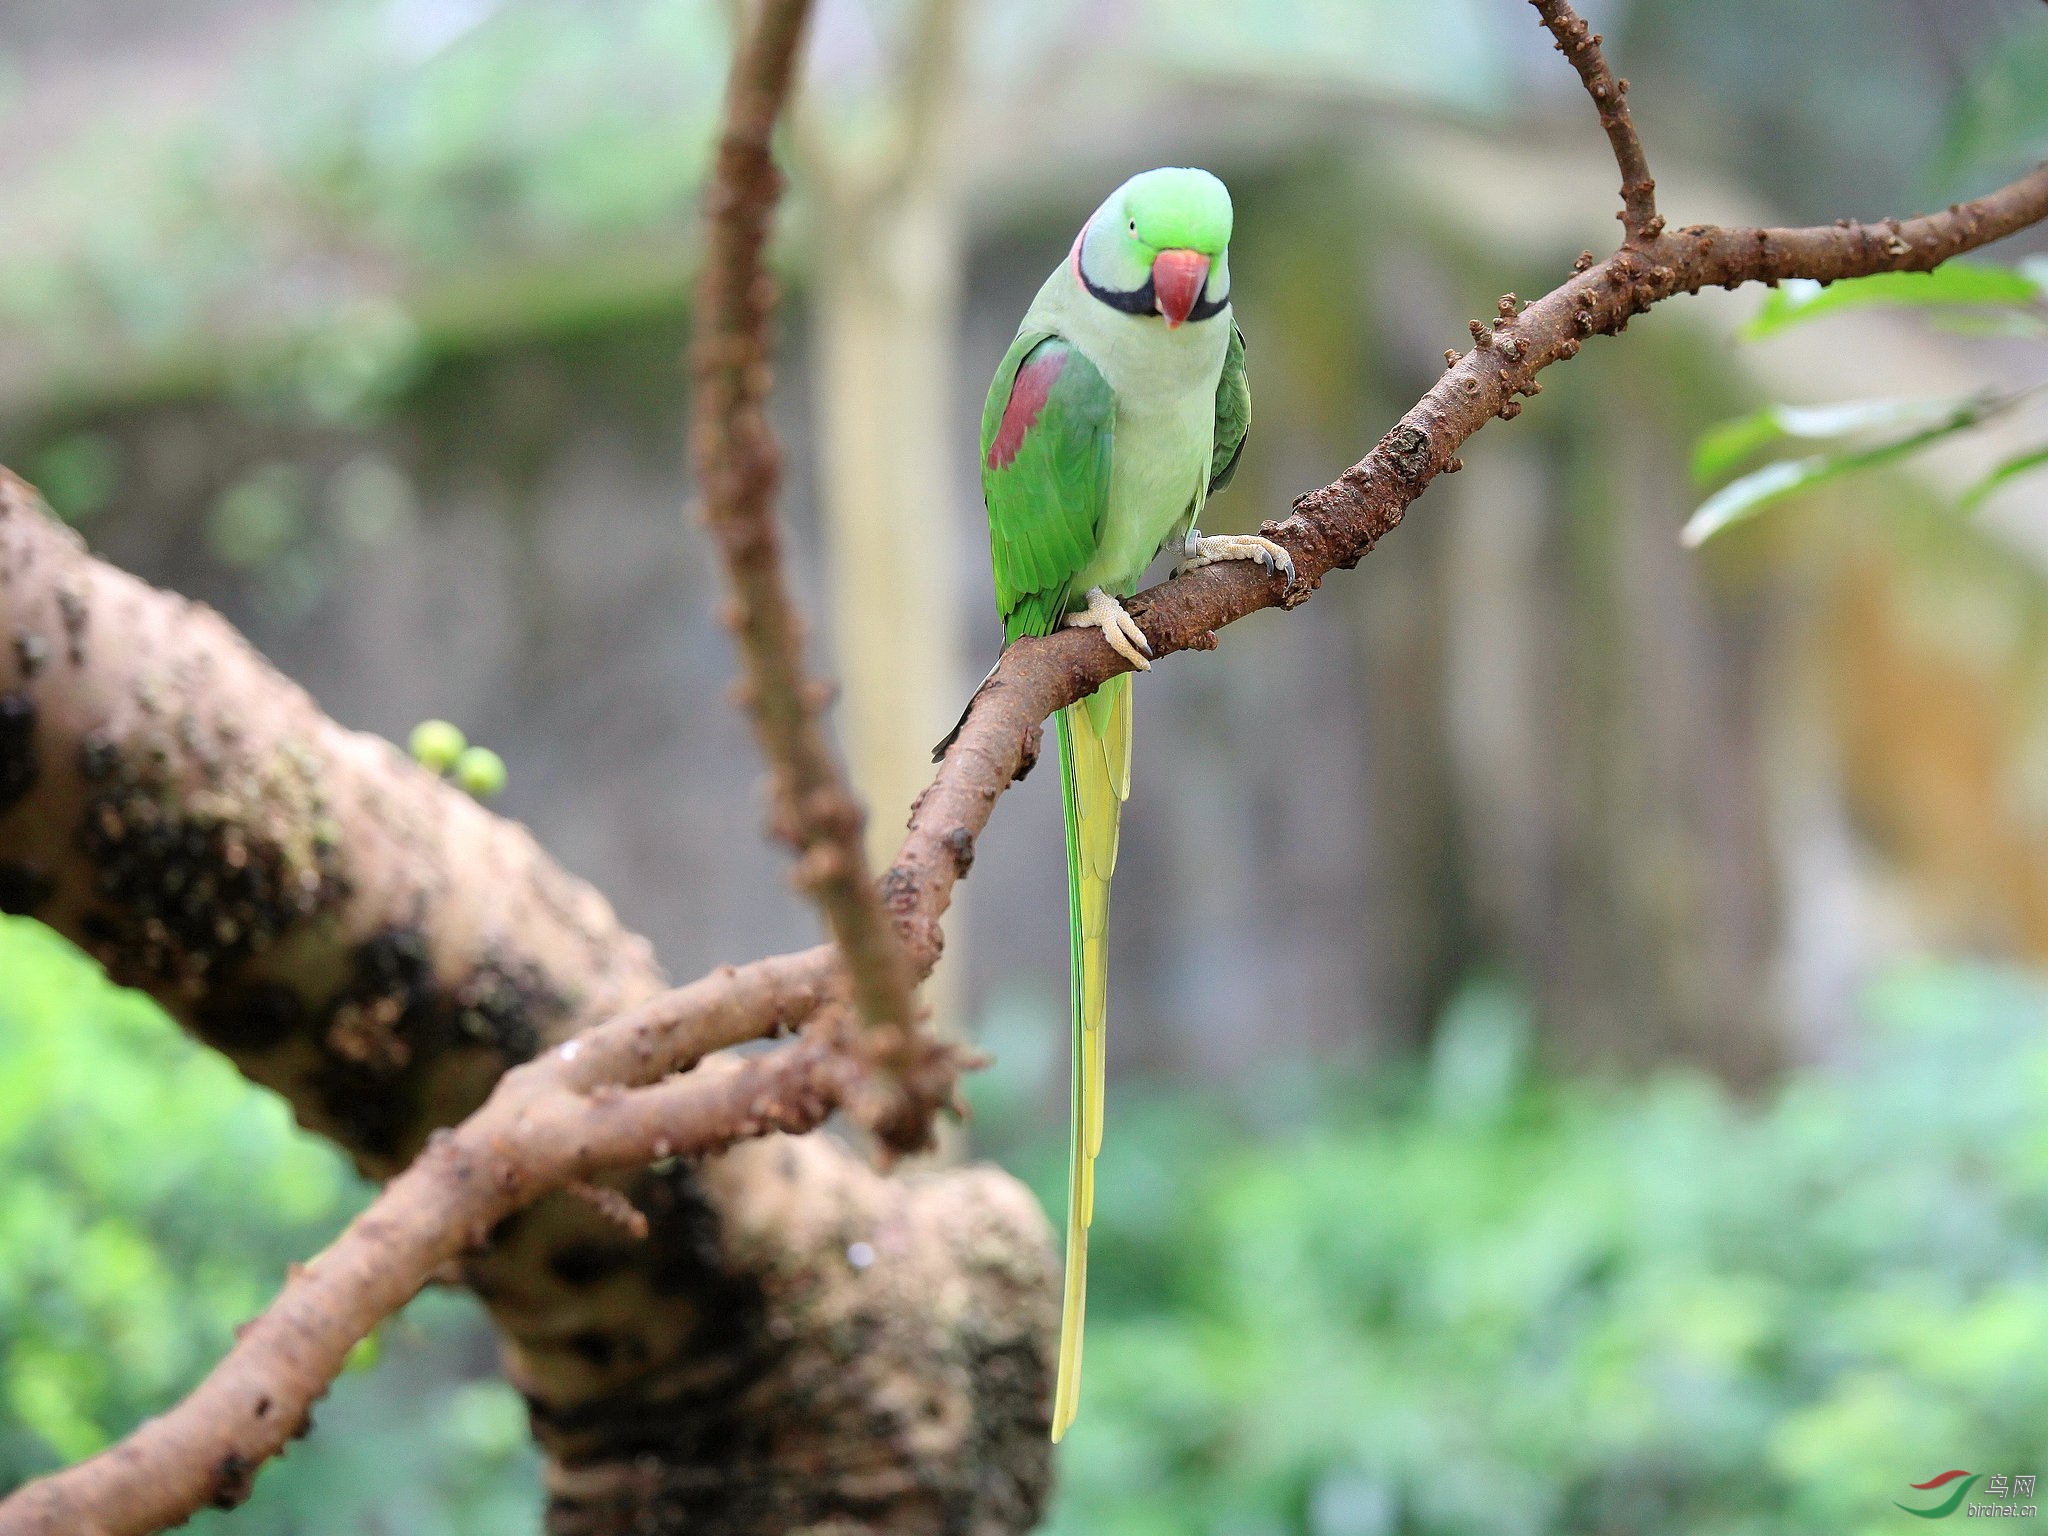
left=1529, top=0, right=1660, bottom=241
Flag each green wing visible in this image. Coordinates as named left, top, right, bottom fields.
left=980, top=331, right=1115, bottom=642
left=1209, top=322, right=1251, bottom=493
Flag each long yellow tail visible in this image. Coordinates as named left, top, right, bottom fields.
left=1051, top=672, right=1132, bottom=1441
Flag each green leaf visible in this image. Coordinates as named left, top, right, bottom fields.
left=1691, top=398, right=1970, bottom=485
left=1692, top=412, right=1792, bottom=487
left=1684, top=403, right=1997, bottom=547
left=1960, top=444, right=2048, bottom=512
left=1929, top=311, right=2048, bottom=341
left=1686, top=459, right=1824, bottom=546
left=1742, top=263, right=2044, bottom=341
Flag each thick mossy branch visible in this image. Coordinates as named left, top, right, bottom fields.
left=0, top=472, right=1057, bottom=1536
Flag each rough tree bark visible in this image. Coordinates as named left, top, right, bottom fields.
left=0, top=469, right=1056, bottom=1532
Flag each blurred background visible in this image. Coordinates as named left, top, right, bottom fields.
left=4, top=0, right=2048, bottom=1530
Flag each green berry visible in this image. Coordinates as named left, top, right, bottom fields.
left=408, top=718, right=466, bottom=774
left=343, top=1331, right=382, bottom=1373
left=453, top=746, right=507, bottom=800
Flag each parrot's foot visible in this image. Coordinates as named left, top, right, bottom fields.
left=1175, top=529, right=1296, bottom=584
left=1063, top=587, right=1152, bottom=671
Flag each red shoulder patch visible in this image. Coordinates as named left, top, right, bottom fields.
left=987, top=348, right=1066, bottom=470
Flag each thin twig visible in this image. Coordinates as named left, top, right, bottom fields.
left=1529, top=0, right=1660, bottom=242
left=688, top=0, right=939, bottom=1152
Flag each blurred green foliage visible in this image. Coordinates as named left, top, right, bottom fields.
left=0, top=916, right=539, bottom=1532
left=0, top=0, right=731, bottom=410
left=1687, top=259, right=2048, bottom=547
left=0, top=0, right=1523, bottom=414
left=980, top=969, right=2048, bottom=1536
left=19, top=433, right=122, bottom=524
left=1739, top=262, right=2048, bottom=344
left=0, top=917, right=351, bottom=1471
left=0, top=0, right=2040, bottom=429
left=1941, top=20, right=2048, bottom=194
left=7, top=916, right=2048, bottom=1533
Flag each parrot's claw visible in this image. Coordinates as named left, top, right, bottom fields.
left=1175, top=529, right=1296, bottom=584
left=1064, top=587, right=1152, bottom=671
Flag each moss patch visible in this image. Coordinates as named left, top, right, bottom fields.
left=74, top=729, right=347, bottom=991
left=307, top=927, right=570, bottom=1159
left=0, top=692, right=36, bottom=816
left=0, top=859, right=52, bottom=915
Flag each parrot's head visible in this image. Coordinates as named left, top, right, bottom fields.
left=1075, top=167, right=1233, bottom=329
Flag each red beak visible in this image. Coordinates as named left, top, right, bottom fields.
left=1151, top=248, right=1210, bottom=328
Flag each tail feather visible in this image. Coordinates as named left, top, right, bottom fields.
left=1051, top=672, right=1131, bottom=1442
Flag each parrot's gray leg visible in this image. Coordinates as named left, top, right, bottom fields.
left=1174, top=528, right=1296, bottom=584
left=1063, top=586, right=1152, bottom=670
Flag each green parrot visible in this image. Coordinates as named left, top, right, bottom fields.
left=974, top=166, right=1288, bottom=1440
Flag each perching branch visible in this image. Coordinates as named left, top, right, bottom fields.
left=690, top=0, right=946, bottom=1152
left=1530, top=0, right=1660, bottom=241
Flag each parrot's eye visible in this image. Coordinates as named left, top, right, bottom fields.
left=1128, top=220, right=1137, bottom=236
